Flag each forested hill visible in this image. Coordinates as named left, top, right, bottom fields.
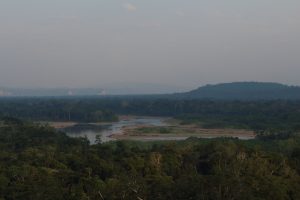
left=173, top=82, right=300, bottom=100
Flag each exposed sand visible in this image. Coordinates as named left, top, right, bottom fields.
left=110, top=125, right=256, bottom=141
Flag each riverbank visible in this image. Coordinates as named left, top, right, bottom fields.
left=44, top=115, right=164, bottom=129
left=110, top=124, right=256, bottom=141
left=44, top=116, right=256, bottom=143
left=41, top=121, right=78, bottom=129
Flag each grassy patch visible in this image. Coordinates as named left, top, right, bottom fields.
left=135, top=126, right=174, bottom=134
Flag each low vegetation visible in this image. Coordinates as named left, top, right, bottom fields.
left=135, top=127, right=174, bottom=134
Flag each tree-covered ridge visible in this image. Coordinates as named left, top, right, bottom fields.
left=0, top=99, right=118, bottom=122
left=174, top=82, right=300, bottom=100
left=0, top=119, right=300, bottom=200
left=1, top=98, right=300, bottom=131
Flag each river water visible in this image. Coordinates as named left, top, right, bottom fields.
left=61, top=117, right=167, bottom=144
left=60, top=117, right=254, bottom=144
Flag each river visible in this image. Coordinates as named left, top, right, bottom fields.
left=60, top=116, right=167, bottom=144
left=59, top=116, right=255, bottom=144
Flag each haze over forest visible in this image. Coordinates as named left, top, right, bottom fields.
left=2, top=1, right=300, bottom=199
left=1, top=0, right=300, bottom=93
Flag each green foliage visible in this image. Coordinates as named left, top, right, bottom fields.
left=2, top=98, right=300, bottom=131
left=136, top=127, right=173, bottom=134
left=0, top=121, right=300, bottom=199
left=0, top=99, right=118, bottom=122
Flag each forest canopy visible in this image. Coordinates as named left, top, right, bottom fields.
left=0, top=119, right=299, bottom=199
left=1, top=98, right=300, bottom=131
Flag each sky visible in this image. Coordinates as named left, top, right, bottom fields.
left=0, top=0, right=300, bottom=93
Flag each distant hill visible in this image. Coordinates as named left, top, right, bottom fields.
left=2, top=82, right=300, bottom=100
left=173, top=82, right=300, bottom=100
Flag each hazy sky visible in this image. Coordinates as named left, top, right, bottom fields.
left=1, top=0, right=300, bottom=91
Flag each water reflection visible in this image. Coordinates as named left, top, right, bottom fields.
left=61, top=117, right=167, bottom=144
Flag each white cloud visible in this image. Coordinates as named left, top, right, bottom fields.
left=123, top=3, right=137, bottom=12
